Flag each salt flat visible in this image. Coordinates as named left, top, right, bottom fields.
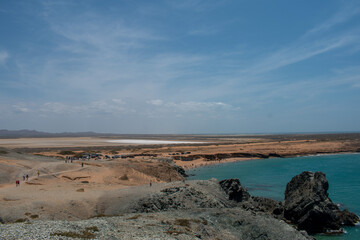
left=106, top=139, right=204, bottom=144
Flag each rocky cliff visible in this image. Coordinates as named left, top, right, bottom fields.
left=218, top=172, right=359, bottom=235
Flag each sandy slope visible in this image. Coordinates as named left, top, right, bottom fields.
left=0, top=151, right=184, bottom=222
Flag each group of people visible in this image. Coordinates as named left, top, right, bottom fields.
left=22, top=174, right=29, bottom=181
left=15, top=170, right=40, bottom=187
left=65, top=159, right=84, bottom=167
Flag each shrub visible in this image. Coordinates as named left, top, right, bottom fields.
left=74, top=152, right=86, bottom=158
left=85, top=226, right=99, bottom=232
left=174, top=219, right=191, bottom=228
left=14, top=218, right=27, bottom=223
left=58, top=150, right=75, bottom=155
left=51, top=230, right=96, bottom=239
left=120, top=174, right=129, bottom=180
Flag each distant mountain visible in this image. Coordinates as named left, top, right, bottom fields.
left=0, top=129, right=108, bottom=138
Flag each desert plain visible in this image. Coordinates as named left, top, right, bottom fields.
left=0, top=133, right=360, bottom=224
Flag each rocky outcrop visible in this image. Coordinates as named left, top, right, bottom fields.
left=113, top=173, right=357, bottom=237
left=244, top=197, right=284, bottom=218
left=219, top=172, right=359, bottom=235
left=219, top=178, right=250, bottom=202
left=132, top=180, right=233, bottom=213
left=283, top=171, right=359, bottom=234
left=128, top=179, right=313, bottom=239
left=219, top=179, right=283, bottom=218
left=171, top=164, right=188, bottom=177
left=173, top=152, right=284, bottom=161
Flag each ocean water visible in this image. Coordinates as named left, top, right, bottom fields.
left=187, top=154, right=360, bottom=240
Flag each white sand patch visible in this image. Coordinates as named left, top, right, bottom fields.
left=106, top=139, right=204, bottom=144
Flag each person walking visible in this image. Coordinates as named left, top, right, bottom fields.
left=26, top=174, right=29, bottom=181
left=16, top=180, right=20, bottom=187
left=149, top=180, right=152, bottom=187
left=37, top=170, right=40, bottom=177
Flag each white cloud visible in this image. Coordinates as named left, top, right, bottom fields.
left=13, top=104, right=30, bottom=113
left=112, top=99, right=125, bottom=105
left=147, top=100, right=237, bottom=112
left=147, top=99, right=163, bottom=106
left=39, top=100, right=128, bottom=115
left=250, top=35, right=356, bottom=74
left=0, top=51, right=9, bottom=65
left=305, top=7, right=360, bottom=37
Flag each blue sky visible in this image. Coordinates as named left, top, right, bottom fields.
left=0, top=0, right=360, bottom=134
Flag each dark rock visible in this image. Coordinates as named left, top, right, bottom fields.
left=171, top=165, right=188, bottom=177
left=268, top=153, right=283, bottom=158
left=132, top=180, right=231, bottom=213
left=246, top=196, right=283, bottom=217
left=337, top=209, right=359, bottom=226
left=283, top=171, right=359, bottom=234
left=219, top=178, right=250, bottom=202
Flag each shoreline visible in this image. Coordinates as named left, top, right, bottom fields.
left=180, top=151, right=360, bottom=171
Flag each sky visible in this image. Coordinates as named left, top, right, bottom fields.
left=0, top=0, right=360, bottom=134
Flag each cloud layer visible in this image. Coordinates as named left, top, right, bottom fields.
left=0, top=0, right=359, bottom=133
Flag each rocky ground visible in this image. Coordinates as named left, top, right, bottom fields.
left=0, top=179, right=313, bottom=240
left=0, top=208, right=312, bottom=240
left=1, top=173, right=358, bottom=240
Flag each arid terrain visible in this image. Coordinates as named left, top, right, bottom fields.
left=0, top=133, right=359, bottom=223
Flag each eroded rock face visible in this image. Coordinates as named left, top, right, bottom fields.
left=219, top=178, right=250, bottom=202
left=171, top=164, right=188, bottom=177
left=283, top=171, right=359, bottom=234
left=132, top=180, right=232, bottom=213
left=245, top=196, right=284, bottom=218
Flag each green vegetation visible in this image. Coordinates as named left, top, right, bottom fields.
left=33, top=153, right=46, bottom=156
left=58, top=150, right=75, bottom=155
left=51, top=230, right=96, bottom=239
left=85, top=226, right=99, bottom=232
left=174, top=219, right=191, bottom=228
left=0, top=150, right=8, bottom=154
left=73, top=152, right=86, bottom=158
left=119, top=174, right=129, bottom=180
left=174, top=218, right=208, bottom=228
left=30, top=215, right=39, bottom=219
left=14, top=218, right=27, bottom=223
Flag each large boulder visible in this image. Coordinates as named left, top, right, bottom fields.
left=219, top=178, right=250, bottom=202
left=283, top=171, right=359, bottom=234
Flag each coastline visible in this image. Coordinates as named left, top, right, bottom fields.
left=178, top=151, right=360, bottom=171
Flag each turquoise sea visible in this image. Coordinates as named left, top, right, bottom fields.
left=187, top=154, right=360, bottom=240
